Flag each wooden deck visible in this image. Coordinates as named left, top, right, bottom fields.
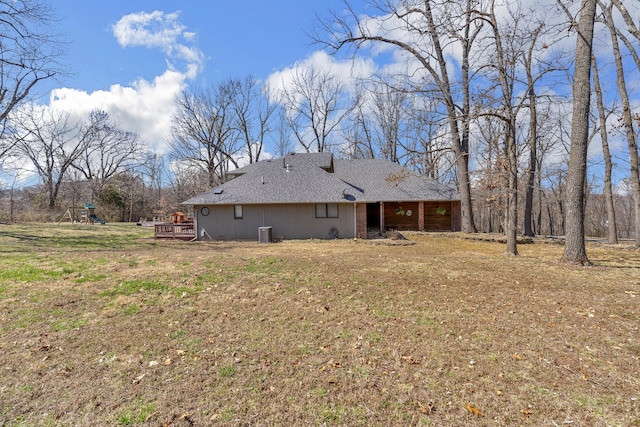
left=154, top=223, right=195, bottom=240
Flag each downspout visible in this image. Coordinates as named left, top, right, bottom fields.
left=190, top=206, right=198, bottom=242
left=354, top=202, right=357, bottom=240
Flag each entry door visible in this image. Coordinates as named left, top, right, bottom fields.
left=366, top=203, right=380, bottom=230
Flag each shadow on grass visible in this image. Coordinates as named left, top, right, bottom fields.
left=0, top=224, right=155, bottom=252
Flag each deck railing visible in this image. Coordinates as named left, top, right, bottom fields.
left=154, top=223, right=195, bottom=240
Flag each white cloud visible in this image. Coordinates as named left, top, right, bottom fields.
left=49, top=69, right=187, bottom=153
left=33, top=10, right=207, bottom=154
left=267, top=50, right=376, bottom=100
left=112, top=10, right=204, bottom=69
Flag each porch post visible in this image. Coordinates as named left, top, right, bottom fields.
left=379, top=202, right=385, bottom=232
left=355, top=203, right=367, bottom=239
left=418, top=201, right=425, bottom=232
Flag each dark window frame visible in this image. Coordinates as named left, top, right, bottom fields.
left=315, top=203, right=339, bottom=218
left=234, top=205, right=243, bottom=219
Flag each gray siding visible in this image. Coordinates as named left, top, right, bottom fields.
left=195, top=203, right=356, bottom=240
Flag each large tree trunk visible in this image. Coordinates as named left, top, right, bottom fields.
left=522, top=24, right=546, bottom=238
left=601, top=2, right=640, bottom=247
left=458, top=0, right=478, bottom=234
left=425, top=0, right=476, bottom=234
left=592, top=55, right=618, bottom=244
left=562, top=0, right=597, bottom=265
left=451, top=119, right=476, bottom=234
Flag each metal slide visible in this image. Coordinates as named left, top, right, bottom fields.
left=90, top=214, right=105, bottom=224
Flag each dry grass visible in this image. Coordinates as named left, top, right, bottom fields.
left=0, top=224, right=639, bottom=426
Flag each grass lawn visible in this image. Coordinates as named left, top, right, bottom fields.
left=0, top=223, right=639, bottom=426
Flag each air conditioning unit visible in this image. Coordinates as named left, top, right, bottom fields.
left=258, top=226, right=272, bottom=243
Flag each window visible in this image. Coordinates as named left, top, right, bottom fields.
left=315, top=203, right=338, bottom=218
left=234, top=205, right=243, bottom=219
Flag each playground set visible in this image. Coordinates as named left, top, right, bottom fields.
left=58, top=203, right=105, bottom=225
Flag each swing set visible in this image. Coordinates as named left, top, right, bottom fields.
left=58, top=203, right=105, bottom=225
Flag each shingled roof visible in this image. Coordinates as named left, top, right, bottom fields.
left=182, top=153, right=459, bottom=206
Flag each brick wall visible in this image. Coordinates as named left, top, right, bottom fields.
left=356, top=203, right=367, bottom=238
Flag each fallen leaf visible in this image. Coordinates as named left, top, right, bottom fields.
left=521, top=408, right=533, bottom=418
left=401, top=356, right=421, bottom=365
left=418, top=401, right=435, bottom=414
left=132, top=373, right=145, bottom=384
left=466, top=403, right=483, bottom=417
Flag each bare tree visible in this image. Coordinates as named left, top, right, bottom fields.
left=319, top=0, right=480, bottom=232
left=474, top=116, right=507, bottom=234
left=0, top=0, right=64, bottom=164
left=229, top=75, right=277, bottom=164
left=561, top=0, right=597, bottom=265
left=280, top=65, right=356, bottom=153
left=474, top=2, right=526, bottom=255
left=272, top=108, right=294, bottom=157
left=12, top=105, right=91, bottom=209
left=139, top=153, right=166, bottom=218
left=405, top=96, right=452, bottom=179
left=598, top=0, right=639, bottom=247
left=522, top=25, right=543, bottom=238
left=535, top=103, right=569, bottom=235
left=72, top=110, right=144, bottom=201
left=169, top=82, right=239, bottom=188
left=474, top=2, right=564, bottom=253
left=342, top=95, right=375, bottom=159
left=167, top=163, right=210, bottom=208
left=343, top=78, right=451, bottom=177
left=615, top=178, right=633, bottom=238
left=591, top=54, right=618, bottom=244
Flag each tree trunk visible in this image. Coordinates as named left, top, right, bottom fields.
left=484, top=3, right=518, bottom=255
left=562, top=0, right=596, bottom=265
left=523, top=87, right=537, bottom=237
left=536, top=161, right=543, bottom=234
left=591, top=55, right=618, bottom=244
left=455, top=139, right=476, bottom=233
left=458, top=0, right=477, bottom=234
left=601, top=2, right=640, bottom=247
left=505, top=119, right=519, bottom=255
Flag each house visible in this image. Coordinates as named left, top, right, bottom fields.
left=181, top=152, right=461, bottom=241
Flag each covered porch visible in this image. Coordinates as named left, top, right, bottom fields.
left=364, top=201, right=461, bottom=233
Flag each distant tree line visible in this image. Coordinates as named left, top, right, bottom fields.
left=0, top=0, right=638, bottom=263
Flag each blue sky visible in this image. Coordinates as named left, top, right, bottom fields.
left=14, top=0, right=639, bottom=190
left=50, top=1, right=349, bottom=95
left=36, top=0, right=362, bottom=155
